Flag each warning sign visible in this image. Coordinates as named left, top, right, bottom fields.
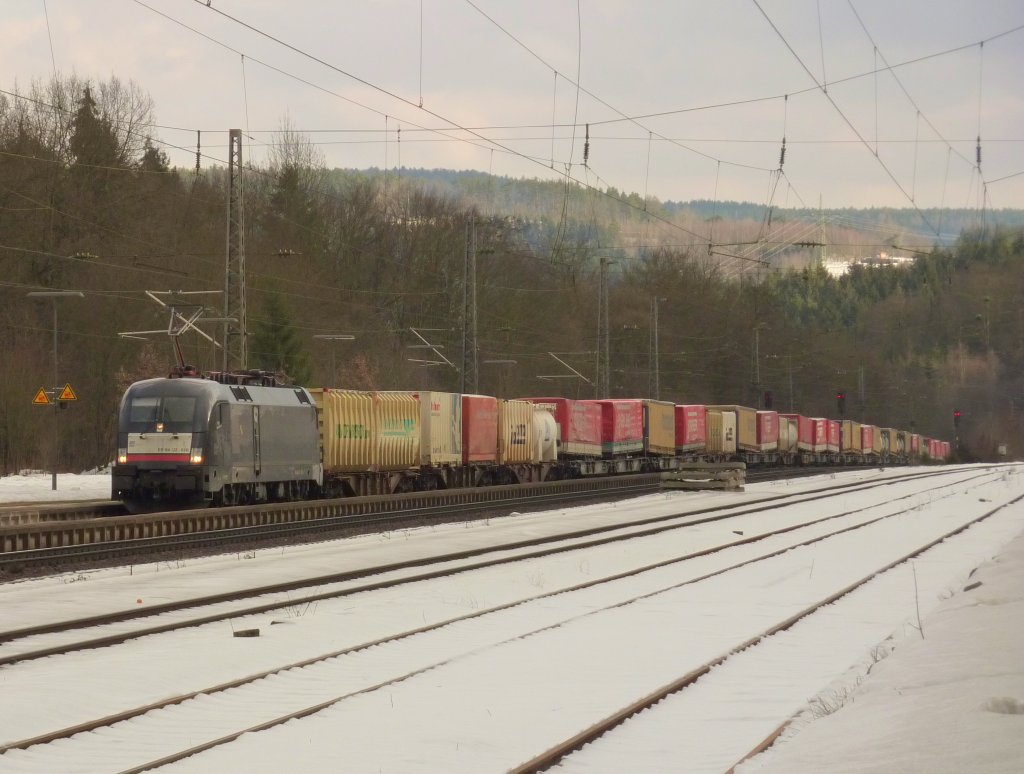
left=32, top=388, right=50, bottom=405
left=58, top=383, right=77, bottom=401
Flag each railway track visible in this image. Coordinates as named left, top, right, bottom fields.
left=0, top=475, right=661, bottom=572
left=517, top=484, right=1024, bottom=772
left=0, top=466, right=1015, bottom=772
left=0, top=499, right=122, bottom=527
left=0, top=466, right=959, bottom=664
left=0, top=466, right=892, bottom=573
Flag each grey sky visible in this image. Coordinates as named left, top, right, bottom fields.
left=3, top=0, right=1023, bottom=212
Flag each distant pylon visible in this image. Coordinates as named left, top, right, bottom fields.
left=223, top=129, right=246, bottom=371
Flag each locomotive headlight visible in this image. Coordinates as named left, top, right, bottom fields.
left=190, top=448, right=204, bottom=464
left=117, top=448, right=127, bottom=464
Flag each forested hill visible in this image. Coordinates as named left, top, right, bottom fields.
left=336, top=167, right=1024, bottom=243
left=671, top=200, right=1024, bottom=236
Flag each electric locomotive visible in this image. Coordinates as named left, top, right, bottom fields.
left=112, top=370, right=322, bottom=511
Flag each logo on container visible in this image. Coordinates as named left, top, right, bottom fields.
left=338, top=423, right=368, bottom=439
left=382, top=418, right=416, bottom=437
left=510, top=423, right=527, bottom=445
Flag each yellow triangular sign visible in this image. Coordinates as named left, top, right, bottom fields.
left=58, top=383, right=77, bottom=401
left=33, top=388, right=50, bottom=405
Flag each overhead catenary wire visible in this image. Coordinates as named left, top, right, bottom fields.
left=751, top=0, right=942, bottom=236
left=12, top=5, right=1019, bottom=235
left=845, top=1, right=981, bottom=173
left=128, top=1, right=722, bottom=249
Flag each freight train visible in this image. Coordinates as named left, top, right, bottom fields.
left=112, top=369, right=951, bottom=511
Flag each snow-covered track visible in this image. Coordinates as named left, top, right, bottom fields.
left=521, top=483, right=1024, bottom=772
left=0, top=475, right=662, bottom=571
left=0, top=467, right=1012, bottom=772
left=0, top=467, right=966, bottom=668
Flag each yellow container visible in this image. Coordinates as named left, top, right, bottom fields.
left=311, top=389, right=372, bottom=472
left=842, top=420, right=863, bottom=453
left=498, top=399, right=537, bottom=464
left=375, top=391, right=420, bottom=470
left=311, top=389, right=419, bottom=473
left=643, top=400, right=676, bottom=455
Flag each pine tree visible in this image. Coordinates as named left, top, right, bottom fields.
left=69, top=85, right=120, bottom=167
left=249, top=292, right=312, bottom=385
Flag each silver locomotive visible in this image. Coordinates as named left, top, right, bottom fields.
left=112, top=371, right=322, bottom=511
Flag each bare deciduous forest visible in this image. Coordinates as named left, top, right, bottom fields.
left=2, top=76, right=1022, bottom=473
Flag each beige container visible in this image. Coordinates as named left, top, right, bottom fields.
left=842, top=420, right=863, bottom=453
left=415, top=391, right=462, bottom=466
left=707, top=405, right=757, bottom=452
left=498, top=399, right=537, bottom=464
left=778, top=416, right=797, bottom=454
left=706, top=409, right=737, bottom=455
left=871, top=425, right=884, bottom=455
left=643, top=400, right=676, bottom=455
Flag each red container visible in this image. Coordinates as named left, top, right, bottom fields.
left=674, top=405, right=707, bottom=452
left=780, top=413, right=813, bottom=452
left=756, top=411, right=779, bottom=451
left=910, top=433, right=920, bottom=455
left=811, top=418, right=828, bottom=452
left=520, top=397, right=601, bottom=457
left=461, top=394, right=498, bottom=464
left=861, top=425, right=874, bottom=452
left=584, top=399, right=644, bottom=455
left=826, top=420, right=841, bottom=452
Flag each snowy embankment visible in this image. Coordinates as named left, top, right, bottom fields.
left=0, top=471, right=110, bottom=504
left=739, top=519, right=1024, bottom=774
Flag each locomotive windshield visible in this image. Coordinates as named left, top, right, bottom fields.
left=125, top=396, right=199, bottom=433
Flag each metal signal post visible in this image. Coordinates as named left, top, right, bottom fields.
left=27, top=290, right=83, bottom=490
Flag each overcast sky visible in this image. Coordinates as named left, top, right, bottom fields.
left=3, top=0, right=1023, bottom=212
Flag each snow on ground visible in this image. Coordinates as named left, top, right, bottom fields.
left=0, top=470, right=110, bottom=504
left=739, top=515, right=1024, bottom=774
left=1, top=466, right=1022, bottom=772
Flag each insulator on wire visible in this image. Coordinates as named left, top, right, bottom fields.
left=976, top=136, right=982, bottom=165
left=583, top=123, right=590, bottom=165
left=779, top=137, right=787, bottom=169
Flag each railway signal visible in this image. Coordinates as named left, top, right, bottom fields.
left=953, top=409, right=961, bottom=428
left=835, top=390, right=846, bottom=416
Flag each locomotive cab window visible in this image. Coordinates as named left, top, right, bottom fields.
left=127, top=396, right=198, bottom=433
